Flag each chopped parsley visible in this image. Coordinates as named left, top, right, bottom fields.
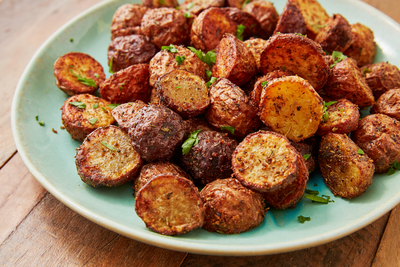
left=357, top=148, right=365, bottom=155
left=88, top=117, right=98, bottom=124
left=38, top=121, right=45, bottom=126
left=161, top=44, right=178, bottom=53
left=101, top=141, right=115, bottom=151
left=159, top=0, right=165, bottom=5
left=188, top=47, right=216, bottom=67
left=388, top=161, right=400, bottom=175
left=93, top=103, right=99, bottom=109
left=363, top=68, right=372, bottom=74
left=303, top=154, right=311, bottom=161
left=107, top=103, right=120, bottom=109
left=69, top=101, right=86, bottom=109
left=298, top=215, right=311, bottom=224
left=242, top=0, right=250, bottom=8
left=261, top=81, right=268, bottom=87
left=70, top=38, right=74, bottom=42
left=206, top=69, right=212, bottom=79
left=282, top=66, right=287, bottom=71
left=322, top=101, right=337, bottom=122
left=236, top=24, right=246, bottom=41
left=94, top=73, right=100, bottom=78
left=69, top=69, right=97, bottom=88
left=184, top=12, right=191, bottom=18
left=186, top=2, right=195, bottom=9
left=176, top=55, right=186, bottom=66
left=109, top=57, right=115, bottom=74
left=247, top=42, right=251, bottom=47
left=314, top=183, right=318, bottom=186
left=101, top=106, right=107, bottom=111
left=35, top=115, right=39, bottom=121
left=182, top=129, right=202, bottom=155
left=295, top=33, right=306, bottom=37
left=305, top=189, right=319, bottom=195
left=330, top=51, right=347, bottom=68
left=221, top=126, right=235, bottom=135
left=176, top=86, right=182, bottom=89
left=206, top=77, right=217, bottom=88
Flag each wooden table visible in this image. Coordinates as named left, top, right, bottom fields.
left=1, top=0, right=399, bottom=266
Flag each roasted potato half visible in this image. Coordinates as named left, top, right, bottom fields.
left=61, top=94, right=115, bottom=142
left=142, top=0, right=178, bottom=8
left=212, top=33, right=257, bottom=86
left=273, top=0, right=306, bottom=35
left=243, top=38, right=268, bottom=73
left=243, top=0, right=278, bottom=39
left=371, top=89, right=400, bottom=121
left=110, top=4, right=149, bottom=40
left=111, top=101, right=147, bottom=132
left=180, top=0, right=225, bottom=16
left=75, top=126, right=143, bottom=187
left=54, top=52, right=105, bottom=96
left=344, top=23, right=376, bottom=67
left=259, top=76, right=323, bottom=142
left=222, top=7, right=261, bottom=40
left=135, top=174, right=204, bottom=235
left=259, top=33, right=329, bottom=92
left=319, top=133, right=375, bottom=198
left=361, top=62, right=400, bottom=99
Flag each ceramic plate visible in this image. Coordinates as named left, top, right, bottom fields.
left=11, top=0, right=400, bottom=256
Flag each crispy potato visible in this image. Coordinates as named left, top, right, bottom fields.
left=156, top=69, right=209, bottom=118
left=205, top=78, right=261, bottom=139
left=111, top=101, right=147, bottom=132
left=141, top=8, right=189, bottom=49
left=135, top=174, right=204, bottom=235
left=75, top=126, right=143, bottom=187
left=344, top=23, right=376, bottom=67
left=100, top=64, right=150, bottom=104
left=212, top=33, right=257, bottom=86
left=259, top=76, right=323, bottom=142
left=107, top=35, right=156, bottom=73
left=243, top=0, right=279, bottom=39
left=149, top=46, right=208, bottom=87
left=371, top=89, right=400, bottom=121
left=200, top=178, right=265, bottom=234
left=61, top=94, right=115, bottom=142
left=317, top=99, right=360, bottom=136
left=319, top=133, right=374, bottom=198
left=290, top=138, right=317, bottom=173
left=315, top=14, right=353, bottom=54
left=352, top=114, right=400, bottom=173
left=291, top=0, right=329, bottom=40
left=273, top=0, right=306, bottom=35
left=54, top=52, right=105, bottom=96
left=190, top=7, right=237, bottom=51
left=243, top=38, right=268, bottom=73
left=361, top=62, right=400, bottom=99
left=110, top=4, right=149, bottom=40
left=183, top=118, right=213, bottom=138
left=222, top=7, right=261, bottom=40
left=232, top=131, right=301, bottom=193
left=259, top=33, right=329, bottom=92
left=142, top=0, right=178, bottom=8
left=180, top=0, right=225, bottom=16
left=325, top=58, right=375, bottom=108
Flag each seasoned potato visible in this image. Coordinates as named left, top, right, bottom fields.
left=317, top=99, right=360, bottom=136
left=75, top=126, right=143, bottom=187
left=319, top=133, right=374, bottom=198
left=183, top=118, right=213, bottom=138
left=344, top=23, right=376, bottom=67
left=241, top=74, right=262, bottom=96
left=259, top=33, right=329, bottom=92
left=135, top=174, right=204, bottom=235
left=273, top=0, right=306, bottom=35
left=180, top=0, right=225, bottom=17
left=361, top=62, right=400, bottom=99
left=315, top=14, right=353, bottom=54
left=371, top=89, right=400, bottom=121
left=205, top=78, right=261, bottom=139
left=110, top=4, right=149, bottom=40
left=200, top=178, right=265, bottom=234
left=222, top=7, right=261, bottom=40
left=141, top=8, right=189, bottom=49
left=232, top=131, right=301, bottom=193
left=61, top=94, right=115, bottom=142
left=149, top=46, right=208, bottom=87
left=243, top=38, right=268, bottom=73
left=325, top=58, right=375, bottom=108
left=156, top=70, right=209, bottom=118
left=149, top=86, right=160, bottom=105
left=190, top=7, right=237, bottom=51
left=100, top=64, right=150, bottom=104
left=227, top=0, right=251, bottom=9
left=352, top=114, right=400, bottom=173
left=259, top=76, right=323, bottom=142
left=111, top=101, right=147, bottom=132
left=54, top=52, right=105, bottom=96
left=142, top=0, right=178, bottom=8
left=107, top=35, right=156, bottom=73
left=243, top=0, right=279, bottom=39
left=212, top=33, right=257, bottom=86
left=290, top=138, right=317, bottom=173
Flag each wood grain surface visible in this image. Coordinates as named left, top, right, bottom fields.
left=1, top=0, right=399, bottom=266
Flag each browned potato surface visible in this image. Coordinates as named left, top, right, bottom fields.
left=61, top=94, right=115, bottom=142
left=142, top=0, right=178, bottom=8
left=111, top=101, right=147, bottom=132
left=227, top=0, right=251, bottom=9
left=371, top=89, right=400, bottom=121
left=273, top=0, right=306, bottom=35
left=190, top=7, right=237, bottom=51
left=222, top=7, right=261, bottom=40
left=317, top=99, right=360, bottom=136
left=325, top=58, right=375, bottom=108
left=212, top=33, right=257, bottom=86
left=110, top=4, right=149, bottom=40
left=232, top=131, right=301, bottom=193
left=352, top=114, right=400, bottom=173
left=135, top=174, right=204, bottom=235
left=100, top=64, right=151, bottom=104
left=243, top=38, right=268, bottom=73
left=107, top=35, right=156, bottom=73
left=243, top=0, right=278, bottom=39
left=141, top=8, right=189, bottom=49
left=344, top=23, right=376, bottom=67
left=183, top=118, right=213, bottom=138
left=180, top=0, right=225, bottom=16
left=291, top=139, right=317, bottom=173
left=259, top=33, right=329, bottom=92
left=259, top=76, right=323, bottom=142
left=54, top=52, right=105, bottom=96
left=205, top=78, right=260, bottom=139
left=319, top=133, right=374, bottom=198
left=75, top=126, right=143, bottom=187
left=200, top=178, right=265, bottom=234
left=156, top=69, right=209, bottom=118
left=361, top=62, right=400, bottom=99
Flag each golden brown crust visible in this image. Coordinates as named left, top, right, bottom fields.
left=142, top=0, right=179, bottom=8
left=259, top=33, right=329, bottom=92
left=319, top=133, right=375, bottom=198
left=99, top=64, right=151, bottom=104
left=180, top=0, right=225, bottom=16
left=344, top=23, right=376, bottom=67
left=243, top=0, right=278, bottom=39
left=243, top=38, right=268, bottom=73
left=111, top=101, right=147, bottom=132
left=54, top=52, right=105, bottom=96
left=75, top=126, right=143, bottom=187
left=361, top=62, right=400, bottom=99
left=352, top=114, right=400, bottom=173
left=273, top=0, right=306, bottom=35
left=190, top=7, right=237, bottom=51
left=222, top=7, right=261, bottom=40
left=212, top=33, right=257, bottom=86
left=135, top=174, right=204, bottom=235
left=61, top=94, right=115, bottom=142
left=200, top=178, right=265, bottom=234
left=110, top=4, right=149, bottom=40
left=371, top=89, right=400, bottom=121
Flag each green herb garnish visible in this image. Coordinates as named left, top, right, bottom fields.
left=101, top=141, right=115, bottom=151
left=330, top=51, right=347, bottom=68
left=221, top=126, right=235, bottom=135
left=205, top=69, right=212, bottom=79
left=305, top=189, right=319, bottom=195
left=322, top=101, right=337, bottom=122
left=206, top=77, right=217, bottom=88
left=261, top=81, right=268, bottom=87
left=298, top=215, right=311, bottom=224
left=69, top=69, right=97, bottom=88
left=282, top=66, right=287, bottom=71
left=363, top=68, right=372, bottom=74
left=88, top=117, right=98, bottom=124
left=69, top=101, right=86, bottom=109
left=161, top=44, right=178, bottom=53
left=295, top=33, right=306, bottom=37
left=357, top=148, right=365, bottom=155
left=303, top=154, right=311, bottom=161
left=35, top=115, right=39, bottom=121
left=93, top=103, right=99, bottom=109
left=176, top=55, right=186, bottom=66
left=314, top=183, right=318, bottom=186
left=303, top=194, right=332, bottom=204
left=388, top=161, right=400, bottom=175
left=186, top=2, right=195, bottom=9
left=242, top=0, right=250, bottom=8
left=94, top=73, right=100, bottom=78
left=176, top=86, right=182, bottom=89
left=183, top=12, right=191, bottom=18
left=247, top=42, right=251, bottom=47
left=101, top=106, right=106, bottom=111
left=236, top=24, right=246, bottom=41
left=188, top=47, right=216, bottom=67
left=109, top=57, right=115, bottom=74
left=107, top=104, right=120, bottom=109
left=38, top=121, right=45, bottom=126
left=159, top=0, right=165, bottom=4
left=182, top=129, right=202, bottom=155
left=70, top=38, right=74, bottom=42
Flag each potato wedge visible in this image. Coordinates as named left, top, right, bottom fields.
left=259, top=76, right=323, bottom=142
left=243, top=0, right=279, bottom=39
left=361, top=62, right=400, bottom=99
left=110, top=4, right=149, bottom=40
left=273, top=0, right=306, bottom=35
left=243, top=38, right=268, bottom=73
left=371, top=89, right=400, bottom=121
left=344, top=23, right=376, bottom=67
left=111, top=101, right=147, bottom=132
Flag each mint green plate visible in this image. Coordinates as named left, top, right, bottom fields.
left=11, top=0, right=400, bottom=256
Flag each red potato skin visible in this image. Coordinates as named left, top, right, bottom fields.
left=361, top=62, right=400, bottom=99
left=371, top=89, right=400, bottom=121
left=110, top=4, right=149, bottom=40
left=243, top=0, right=279, bottom=40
